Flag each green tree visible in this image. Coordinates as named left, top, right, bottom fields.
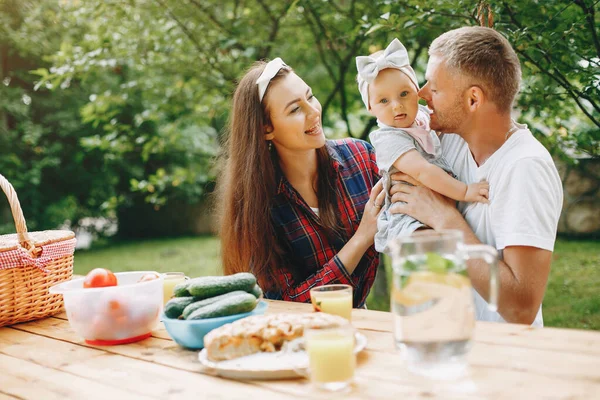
left=360, top=0, right=599, bottom=158
left=0, top=0, right=110, bottom=233
left=2, top=0, right=597, bottom=236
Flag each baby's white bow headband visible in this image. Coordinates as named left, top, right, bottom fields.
left=256, top=57, right=289, bottom=102
left=356, top=38, right=419, bottom=109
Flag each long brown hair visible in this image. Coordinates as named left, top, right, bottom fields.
left=215, top=61, right=344, bottom=291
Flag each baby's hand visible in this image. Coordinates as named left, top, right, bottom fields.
left=465, top=181, right=490, bottom=203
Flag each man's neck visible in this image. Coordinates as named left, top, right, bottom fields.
left=461, top=114, right=514, bottom=167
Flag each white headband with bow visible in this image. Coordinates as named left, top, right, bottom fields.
left=256, top=57, right=288, bottom=102
left=356, top=38, right=419, bottom=109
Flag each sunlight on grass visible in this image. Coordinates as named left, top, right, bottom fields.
left=543, top=240, right=600, bottom=330
left=73, top=236, right=222, bottom=278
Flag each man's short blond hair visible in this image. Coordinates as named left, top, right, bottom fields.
left=429, top=26, right=521, bottom=113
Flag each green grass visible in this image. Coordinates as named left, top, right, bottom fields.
left=542, top=240, right=600, bottom=330
left=73, top=236, right=600, bottom=330
left=73, top=236, right=222, bottom=278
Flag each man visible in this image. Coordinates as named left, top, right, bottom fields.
left=390, top=26, right=563, bottom=326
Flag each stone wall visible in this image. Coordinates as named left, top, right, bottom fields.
left=556, top=158, right=600, bottom=238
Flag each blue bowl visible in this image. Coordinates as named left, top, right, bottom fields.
left=162, top=300, right=268, bottom=349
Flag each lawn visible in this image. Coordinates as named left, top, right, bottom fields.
left=74, top=236, right=600, bottom=330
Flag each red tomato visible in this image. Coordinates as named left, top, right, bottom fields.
left=138, top=273, right=160, bottom=283
left=83, top=268, right=118, bottom=288
left=106, top=299, right=128, bottom=317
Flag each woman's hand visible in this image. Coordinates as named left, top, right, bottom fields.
left=355, top=179, right=386, bottom=246
left=336, top=179, right=386, bottom=274
left=388, top=172, right=460, bottom=230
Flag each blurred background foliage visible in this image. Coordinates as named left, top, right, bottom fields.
left=0, top=0, right=598, bottom=236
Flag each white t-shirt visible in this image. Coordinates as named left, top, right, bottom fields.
left=441, top=123, right=563, bottom=327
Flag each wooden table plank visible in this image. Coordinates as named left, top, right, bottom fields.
left=55, top=301, right=600, bottom=356
left=0, top=353, right=152, bottom=400
left=265, top=300, right=600, bottom=356
left=0, top=327, right=307, bottom=400
left=357, top=347, right=598, bottom=399
left=5, top=300, right=600, bottom=399
left=9, top=314, right=600, bottom=399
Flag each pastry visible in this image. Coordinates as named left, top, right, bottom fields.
left=203, top=312, right=347, bottom=361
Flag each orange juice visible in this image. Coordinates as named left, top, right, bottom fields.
left=312, top=292, right=352, bottom=320
left=306, top=329, right=355, bottom=385
left=162, top=273, right=186, bottom=304
left=310, top=284, right=353, bottom=321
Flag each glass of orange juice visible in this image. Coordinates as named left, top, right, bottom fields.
left=310, top=284, right=353, bottom=320
left=162, top=272, right=188, bottom=304
left=303, top=322, right=356, bottom=392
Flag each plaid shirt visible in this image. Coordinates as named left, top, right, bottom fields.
left=265, top=138, right=380, bottom=307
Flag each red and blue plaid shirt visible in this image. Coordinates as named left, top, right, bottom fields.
left=265, top=138, right=380, bottom=307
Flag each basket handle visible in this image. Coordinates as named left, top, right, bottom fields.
left=0, top=173, right=34, bottom=251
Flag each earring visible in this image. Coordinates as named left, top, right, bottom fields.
left=268, top=141, right=273, bottom=151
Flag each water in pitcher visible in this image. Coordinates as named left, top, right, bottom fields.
left=391, top=253, right=475, bottom=378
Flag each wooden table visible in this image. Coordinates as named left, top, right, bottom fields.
left=1, top=300, right=599, bottom=399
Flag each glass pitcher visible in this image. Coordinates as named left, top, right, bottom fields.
left=389, top=229, right=498, bottom=378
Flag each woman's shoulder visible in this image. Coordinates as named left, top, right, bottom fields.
left=326, top=138, right=374, bottom=161
left=326, top=138, right=379, bottom=181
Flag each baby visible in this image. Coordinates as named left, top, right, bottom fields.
left=356, top=38, right=489, bottom=254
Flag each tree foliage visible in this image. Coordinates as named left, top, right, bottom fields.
left=1, top=0, right=598, bottom=234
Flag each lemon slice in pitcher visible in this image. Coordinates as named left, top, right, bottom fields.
left=407, top=271, right=471, bottom=288
left=392, top=283, right=435, bottom=306
left=394, top=271, right=471, bottom=306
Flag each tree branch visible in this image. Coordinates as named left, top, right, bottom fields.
left=337, top=34, right=367, bottom=136
left=255, top=0, right=276, bottom=23
left=155, top=0, right=236, bottom=90
left=327, top=0, right=347, bottom=17
left=321, top=78, right=342, bottom=123
left=305, top=3, right=343, bottom=64
left=156, top=0, right=203, bottom=54
left=187, top=0, right=234, bottom=36
left=411, top=43, right=426, bottom=71
left=359, top=117, right=377, bottom=141
left=339, top=76, right=351, bottom=136
left=573, top=0, right=600, bottom=58
left=257, top=0, right=294, bottom=59
left=303, top=12, right=337, bottom=80
left=504, top=3, right=600, bottom=120
left=520, top=49, right=600, bottom=128
left=233, top=0, right=242, bottom=20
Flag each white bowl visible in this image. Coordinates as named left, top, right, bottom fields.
left=50, top=271, right=163, bottom=345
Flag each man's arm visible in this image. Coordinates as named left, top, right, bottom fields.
left=436, top=210, right=551, bottom=324
left=388, top=176, right=550, bottom=325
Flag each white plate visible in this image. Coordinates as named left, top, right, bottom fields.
left=198, top=332, right=367, bottom=380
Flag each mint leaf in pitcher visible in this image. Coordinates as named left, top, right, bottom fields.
left=403, top=259, right=419, bottom=271
left=425, top=252, right=454, bottom=273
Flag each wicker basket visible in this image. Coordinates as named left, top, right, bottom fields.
left=0, top=174, right=76, bottom=327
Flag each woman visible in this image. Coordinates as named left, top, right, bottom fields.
left=215, top=58, right=385, bottom=307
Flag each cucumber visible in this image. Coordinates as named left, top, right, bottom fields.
left=173, top=281, right=191, bottom=297
left=164, top=296, right=197, bottom=319
left=186, top=292, right=257, bottom=320
left=250, top=284, right=263, bottom=299
left=181, top=290, right=249, bottom=319
left=187, top=273, right=256, bottom=299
